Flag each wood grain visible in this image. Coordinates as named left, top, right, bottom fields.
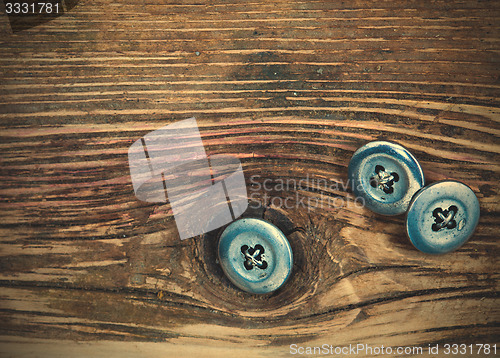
left=0, top=0, right=499, bottom=357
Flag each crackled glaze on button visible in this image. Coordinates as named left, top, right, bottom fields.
left=406, top=180, right=480, bottom=254
left=218, top=218, right=293, bottom=294
left=348, top=141, right=425, bottom=215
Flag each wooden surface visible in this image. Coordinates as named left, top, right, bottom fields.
left=0, top=0, right=499, bottom=357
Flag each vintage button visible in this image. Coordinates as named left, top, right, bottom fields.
left=348, top=141, right=425, bottom=215
left=218, top=218, right=293, bottom=294
left=406, top=180, right=480, bottom=254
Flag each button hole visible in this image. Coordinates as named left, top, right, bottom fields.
left=241, top=244, right=267, bottom=270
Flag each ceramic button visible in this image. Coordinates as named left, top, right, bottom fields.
left=218, top=218, right=293, bottom=294
left=348, top=141, right=425, bottom=215
left=406, top=180, right=480, bottom=254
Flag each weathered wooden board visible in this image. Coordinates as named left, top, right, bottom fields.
left=0, top=0, right=499, bottom=357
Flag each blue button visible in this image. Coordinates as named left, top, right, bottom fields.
left=348, top=141, right=425, bottom=215
left=406, top=180, right=480, bottom=254
left=218, top=218, right=293, bottom=294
